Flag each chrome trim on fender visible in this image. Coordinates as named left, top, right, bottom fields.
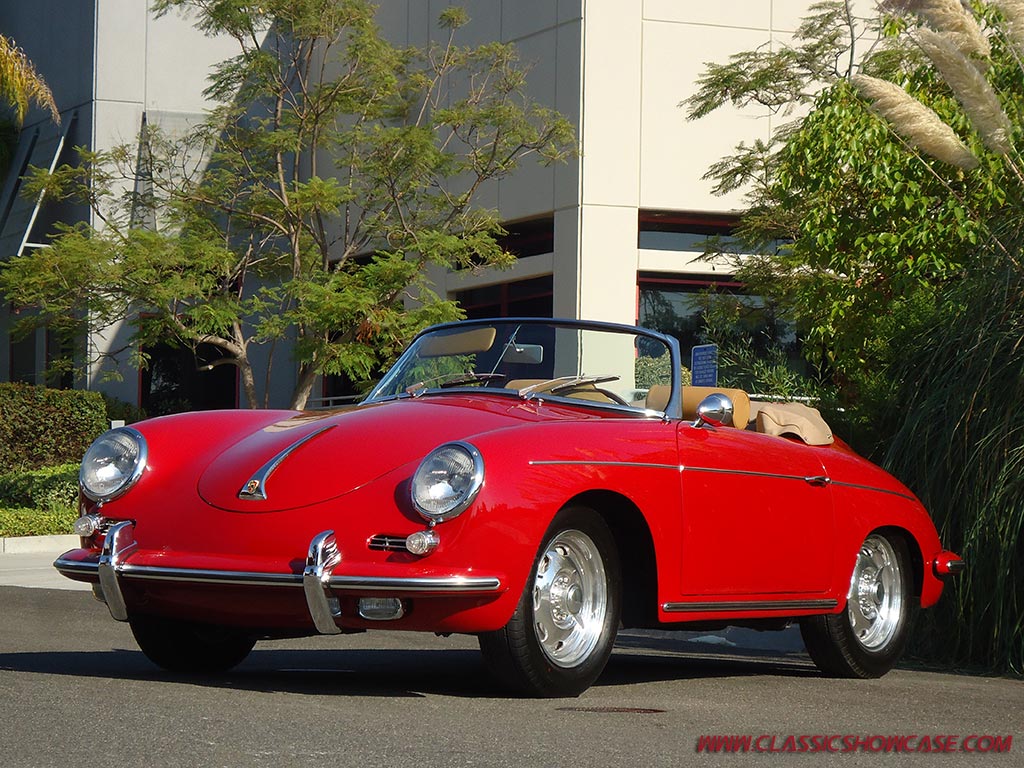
left=529, top=460, right=680, bottom=471
left=829, top=480, right=916, bottom=502
left=97, top=521, right=136, bottom=622
left=662, top=598, right=839, bottom=613
left=238, top=424, right=336, bottom=501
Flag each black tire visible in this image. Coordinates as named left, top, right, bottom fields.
left=479, top=507, right=621, bottom=697
left=800, top=532, right=915, bottom=678
left=129, top=614, right=256, bottom=675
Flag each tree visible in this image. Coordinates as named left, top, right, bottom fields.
left=686, top=0, right=1024, bottom=671
left=0, top=0, right=575, bottom=409
left=682, top=1, right=1015, bottom=387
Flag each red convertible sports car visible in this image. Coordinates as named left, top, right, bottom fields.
left=56, top=318, right=962, bottom=697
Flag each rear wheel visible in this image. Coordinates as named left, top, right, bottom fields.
left=479, top=508, right=621, bottom=697
left=129, top=614, right=256, bottom=674
left=800, top=532, right=914, bottom=678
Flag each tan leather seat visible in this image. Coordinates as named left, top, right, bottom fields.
left=645, top=384, right=671, bottom=412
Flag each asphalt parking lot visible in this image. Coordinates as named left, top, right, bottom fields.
left=1, top=539, right=1020, bottom=768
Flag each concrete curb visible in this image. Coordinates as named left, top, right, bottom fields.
left=0, top=534, right=78, bottom=555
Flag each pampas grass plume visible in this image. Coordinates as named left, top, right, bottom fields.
left=886, top=0, right=991, bottom=59
left=992, top=0, right=1024, bottom=60
left=852, top=73, right=979, bottom=168
left=916, top=27, right=1012, bottom=154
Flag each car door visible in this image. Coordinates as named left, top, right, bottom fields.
left=676, top=422, right=834, bottom=597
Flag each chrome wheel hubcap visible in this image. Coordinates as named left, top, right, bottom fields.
left=532, top=529, right=608, bottom=668
left=847, top=535, right=903, bottom=650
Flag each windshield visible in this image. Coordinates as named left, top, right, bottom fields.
left=365, top=319, right=679, bottom=414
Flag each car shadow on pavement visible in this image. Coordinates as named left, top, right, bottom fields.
left=0, top=637, right=821, bottom=698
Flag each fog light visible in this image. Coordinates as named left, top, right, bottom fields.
left=74, top=514, right=103, bottom=537
left=405, top=530, right=439, bottom=556
left=357, top=597, right=405, bottom=621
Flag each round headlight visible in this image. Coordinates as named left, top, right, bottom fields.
left=410, top=442, right=484, bottom=522
left=80, top=427, right=148, bottom=502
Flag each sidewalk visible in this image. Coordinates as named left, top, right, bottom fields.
left=0, top=535, right=90, bottom=591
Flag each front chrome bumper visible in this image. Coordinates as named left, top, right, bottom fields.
left=53, top=523, right=503, bottom=632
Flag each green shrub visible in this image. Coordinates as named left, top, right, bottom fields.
left=0, top=383, right=107, bottom=470
left=0, top=507, right=77, bottom=537
left=102, top=393, right=147, bottom=425
left=0, top=463, right=79, bottom=511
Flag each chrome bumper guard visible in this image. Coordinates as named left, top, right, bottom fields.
left=303, top=531, right=343, bottom=634
left=54, top=527, right=502, bottom=632
left=97, top=520, right=136, bottom=621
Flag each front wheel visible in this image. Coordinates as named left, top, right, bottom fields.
left=800, top=532, right=915, bottom=678
left=479, top=508, right=621, bottom=697
left=129, top=614, right=256, bottom=674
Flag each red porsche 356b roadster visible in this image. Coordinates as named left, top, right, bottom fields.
left=56, top=318, right=961, bottom=696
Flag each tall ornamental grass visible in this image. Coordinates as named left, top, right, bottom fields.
left=882, top=258, right=1023, bottom=672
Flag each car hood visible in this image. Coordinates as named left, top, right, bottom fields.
left=196, top=395, right=545, bottom=512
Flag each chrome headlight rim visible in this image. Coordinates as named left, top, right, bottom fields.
left=79, top=426, right=148, bottom=503
left=410, top=441, right=484, bottom=523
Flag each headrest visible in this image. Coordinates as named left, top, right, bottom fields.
left=681, top=386, right=751, bottom=428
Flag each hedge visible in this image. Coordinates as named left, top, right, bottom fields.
left=0, top=383, right=107, bottom=470
left=0, top=463, right=79, bottom=510
left=0, top=507, right=77, bottom=537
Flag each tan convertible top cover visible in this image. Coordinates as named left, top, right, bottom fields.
left=754, top=402, right=834, bottom=446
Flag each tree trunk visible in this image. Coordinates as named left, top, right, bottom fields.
left=289, top=363, right=319, bottom=410
left=237, top=356, right=261, bottom=409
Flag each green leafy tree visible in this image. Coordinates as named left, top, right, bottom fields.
left=683, top=1, right=1016, bottom=387
left=0, top=0, right=574, bottom=408
left=687, top=0, right=1024, bottom=671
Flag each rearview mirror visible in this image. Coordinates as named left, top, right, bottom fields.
left=500, top=343, right=544, bottom=365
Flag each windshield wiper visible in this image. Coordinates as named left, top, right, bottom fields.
left=517, top=375, right=620, bottom=399
left=406, top=372, right=506, bottom=396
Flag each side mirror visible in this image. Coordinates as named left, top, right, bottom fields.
left=693, top=393, right=734, bottom=429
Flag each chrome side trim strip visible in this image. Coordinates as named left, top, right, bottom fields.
left=97, top=521, right=136, bottom=622
left=529, top=460, right=680, bottom=471
left=683, top=466, right=811, bottom=483
left=684, top=466, right=915, bottom=502
left=662, top=598, right=839, bottom=613
left=829, top=480, right=916, bottom=502
left=238, top=424, right=336, bottom=501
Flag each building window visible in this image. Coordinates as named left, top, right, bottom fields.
left=638, top=273, right=796, bottom=366
left=139, top=342, right=238, bottom=415
left=498, top=215, right=554, bottom=258
left=457, top=275, right=553, bottom=319
left=638, top=210, right=739, bottom=252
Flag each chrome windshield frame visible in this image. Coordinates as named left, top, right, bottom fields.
left=363, top=317, right=684, bottom=421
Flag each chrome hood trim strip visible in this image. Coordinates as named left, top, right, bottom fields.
left=238, top=424, right=336, bottom=501
left=529, top=460, right=680, bottom=470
